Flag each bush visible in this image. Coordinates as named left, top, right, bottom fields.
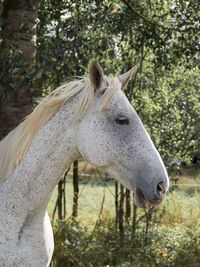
left=51, top=219, right=200, bottom=267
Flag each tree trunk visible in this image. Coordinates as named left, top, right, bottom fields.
left=115, top=181, right=119, bottom=228
left=132, top=197, right=137, bottom=235
left=57, top=179, right=63, bottom=220
left=0, top=0, right=40, bottom=139
left=125, top=188, right=131, bottom=222
left=72, top=160, right=79, bottom=217
left=52, top=170, right=69, bottom=224
left=119, top=184, right=124, bottom=247
left=1, top=0, right=40, bottom=62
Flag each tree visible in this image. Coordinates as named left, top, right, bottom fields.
left=0, top=0, right=40, bottom=139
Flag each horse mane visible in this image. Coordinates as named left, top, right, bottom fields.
left=0, top=76, right=118, bottom=182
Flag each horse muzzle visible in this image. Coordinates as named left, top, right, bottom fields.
left=134, top=182, right=167, bottom=209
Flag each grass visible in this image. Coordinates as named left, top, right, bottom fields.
left=156, top=190, right=200, bottom=226
left=48, top=178, right=116, bottom=226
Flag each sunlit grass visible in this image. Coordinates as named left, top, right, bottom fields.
left=48, top=179, right=116, bottom=226
left=157, top=190, right=200, bottom=227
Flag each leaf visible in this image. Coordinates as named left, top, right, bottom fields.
left=112, top=7, right=118, bottom=14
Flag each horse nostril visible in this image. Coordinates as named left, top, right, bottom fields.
left=156, top=182, right=165, bottom=199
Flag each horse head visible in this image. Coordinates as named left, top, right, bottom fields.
left=77, top=60, right=169, bottom=208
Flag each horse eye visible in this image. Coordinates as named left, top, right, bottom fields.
left=115, top=117, right=130, bottom=125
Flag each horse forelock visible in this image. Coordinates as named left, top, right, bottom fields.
left=100, top=77, right=121, bottom=111
left=0, top=76, right=119, bottom=181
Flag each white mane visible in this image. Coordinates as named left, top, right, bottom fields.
left=0, top=77, right=118, bottom=182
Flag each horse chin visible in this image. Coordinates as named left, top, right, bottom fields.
left=105, top=167, right=160, bottom=210
left=134, top=187, right=152, bottom=209
left=134, top=186, right=164, bottom=209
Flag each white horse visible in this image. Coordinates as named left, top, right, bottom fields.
left=0, top=60, right=169, bottom=266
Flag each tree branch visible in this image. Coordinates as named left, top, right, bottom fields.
left=122, top=0, right=161, bottom=27
left=121, top=0, right=200, bottom=33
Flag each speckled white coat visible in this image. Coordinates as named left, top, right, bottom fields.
left=0, top=61, right=169, bottom=266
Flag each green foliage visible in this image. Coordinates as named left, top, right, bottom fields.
left=132, top=65, right=200, bottom=166
left=0, top=45, right=37, bottom=98
left=52, top=219, right=200, bottom=267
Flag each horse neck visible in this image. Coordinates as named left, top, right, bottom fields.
left=8, top=104, right=80, bottom=215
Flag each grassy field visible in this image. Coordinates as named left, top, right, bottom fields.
left=48, top=167, right=200, bottom=266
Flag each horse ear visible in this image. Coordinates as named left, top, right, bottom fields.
left=118, top=66, right=137, bottom=90
left=89, top=59, right=104, bottom=91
